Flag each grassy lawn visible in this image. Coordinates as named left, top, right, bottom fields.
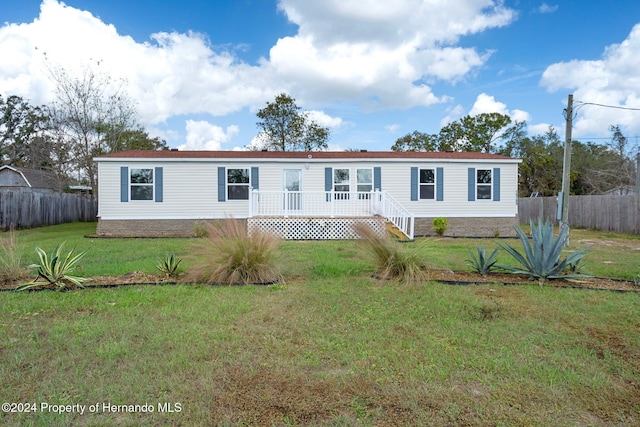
left=0, top=222, right=639, bottom=425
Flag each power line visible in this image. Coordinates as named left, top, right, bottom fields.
left=574, top=101, right=640, bottom=111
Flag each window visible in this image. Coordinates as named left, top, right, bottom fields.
left=357, top=168, right=372, bottom=199
left=419, top=169, right=435, bottom=200
left=334, top=168, right=350, bottom=200
left=130, top=168, right=153, bottom=201
left=476, top=169, right=492, bottom=200
left=227, top=168, right=250, bottom=200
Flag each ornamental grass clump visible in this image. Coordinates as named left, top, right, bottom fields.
left=187, top=220, right=282, bottom=285
left=497, top=219, right=590, bottom=285
left=17, top=242, right=91, bottom=291
left=0, top=228, right=29, bottom=284
left=355, top=223, right=428, bottom=285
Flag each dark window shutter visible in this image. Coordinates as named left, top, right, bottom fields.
left=436, top=167, right=444, bottom=201
left=373, top=167, right=381, bottom=191
left=493, top=167, right=500, bottom=201
left=468, top=168, right=476, bottom=201
left=154, top=167, right=163, bottom=202
left=218, top=167, right=226, bottom=202
left=120, top=167, right=129, bottom=202
left=410, top=167, right=418, bottom=201
left=325, top=167, right=332, bottom=201
left=251, top=167, right=259, bottom=190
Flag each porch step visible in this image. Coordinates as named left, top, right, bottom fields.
left=385, top=221, right=413, bottom=242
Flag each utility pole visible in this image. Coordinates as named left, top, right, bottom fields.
left=560, top=94, right=573, bottom=239
left=636, top=152, right=640, bottom=195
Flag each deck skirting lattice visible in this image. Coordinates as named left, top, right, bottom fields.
left=247, top=217, right=386, bottom=240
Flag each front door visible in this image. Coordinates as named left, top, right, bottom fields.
left=283, top=169, right=302, bottom=213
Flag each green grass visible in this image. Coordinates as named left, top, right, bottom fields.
left=0, top=222, right=639, bottom=425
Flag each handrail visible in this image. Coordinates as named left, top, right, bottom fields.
left=373, top=190, right=414, bottom=240
left=249, top=189, right=414, bottom=240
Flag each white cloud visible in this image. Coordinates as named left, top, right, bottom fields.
left=469, top=93, right=532, bottom=122
left=268, top=0, right=515, bottom=108
left=529, top=122, right=556, bottom=136
left=538, top=3, right=559, bottom=14
left=0, top=0, right=271, bottom=126
left=306, top=110, right=343, bottom=128
left=0, top=0, right=519, bottom=147
left=541, top=23, right=640, bottom=137
left=178, top=120, right=239, bottom=151
left=440, top=104, right=465, bottom=127
left=385, top=124, right=400, bottom=133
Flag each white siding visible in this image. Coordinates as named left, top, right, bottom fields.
left=97, top=158, right=519, bottom=219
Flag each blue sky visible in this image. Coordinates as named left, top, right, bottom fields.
left=1, top=0, right=640, bottom=151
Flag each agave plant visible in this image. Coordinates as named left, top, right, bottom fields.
left=466, top=244, right=499, bottom=276
left=497, top=219, right=590, bottom=284
left=156, top=252, right=183, bottom=278
left=17, top=243, right=90, bottom=291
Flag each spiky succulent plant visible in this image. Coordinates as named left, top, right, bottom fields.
left=498, top=219, right=590, bottom=284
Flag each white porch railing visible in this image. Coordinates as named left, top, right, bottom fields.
left=249, top=189, right=414, bottom=239
left=371, top=191, right=415, bottom=240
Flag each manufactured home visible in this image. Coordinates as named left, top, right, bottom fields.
left=94, top=150, right=522, bottom=239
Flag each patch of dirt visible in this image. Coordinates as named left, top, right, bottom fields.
left=0, top=271, right=177, bottom=291
left=209, top=364, right=418, bottom=426
left=1, top=270, right=638, bottom=292
left=425, top=269, right=640, bottom=292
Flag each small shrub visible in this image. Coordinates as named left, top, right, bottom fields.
left=0, top=228, right=29, bottom=283
left=466, top=244, right=499, bottom=276
left=192, top=222, right=208, bottom=237
left=355, top=223, right=428, bottom=284
left=187, top=220, right=281, bottom=285
left=156, top=252, right=183, bottom=278
left=17, top=243, right=90, bottom=291
left=497, top=218, right=590, bottom=285
left=432, top=217, right=448, bottom=236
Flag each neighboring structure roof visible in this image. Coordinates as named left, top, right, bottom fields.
left=0, top=165, right=66, bottom=191
left=95, top=149, right=521, bottom=162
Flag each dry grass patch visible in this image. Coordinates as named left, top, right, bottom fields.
left=355, top=223, right=429, bottom=284
left=186, top=220, right=282, bottom=285
left=0, top=228, right=29, bottom=284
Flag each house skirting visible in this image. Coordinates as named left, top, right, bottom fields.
left=95, top=219, right=241, bottom=237
left=96, top=216, right=518, bottom=238
left=95, top=217, right=385, bottom=239
left=414, top=216, right=519, bottom=237
left=247, top=217, right=387, bottom=240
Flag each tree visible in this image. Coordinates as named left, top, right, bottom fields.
left=391, top=131, right=438, bottom=152
left=437, top=113, right=516, bottom=153
left=499, top=127, right=563, bottom=196
left=570, top=126, right=636, bottom=195
left=0, top=95, right=49, bottom=167
left=255, top=93, right=330, bottom=151
left=103, top=128, right=169, bottom=153
left=47, top=62, right=138, bottom=192
left=391, top=113, right=522, bottom=153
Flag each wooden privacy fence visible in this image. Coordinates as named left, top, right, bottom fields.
left=518, top=195, right=640, bottom=234
left=0, top=188, right=97, bottom=229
